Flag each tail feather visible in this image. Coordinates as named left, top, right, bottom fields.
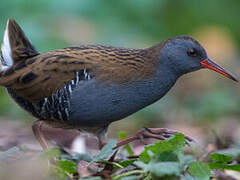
left=1, top=19, right=38, bottom=70
left=1, top=20, right=13, bottom=69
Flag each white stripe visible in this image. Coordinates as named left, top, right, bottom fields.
left=84, top=69, right=87, bottom=78
left=0, top=65, right=9, bottom=71
left=58, top=111, right=63, bottom=120
left=43, top=98, right=48, bottom=106
left=65, top=108, right=69, bottom=118
left=76, top=72, right=79, bottom=83
left=1, top=20, right=13, bottom=68
left=68, top=85, right=72, bottom=93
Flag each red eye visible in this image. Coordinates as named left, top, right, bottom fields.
left=187, top=49, right=197, bottom=57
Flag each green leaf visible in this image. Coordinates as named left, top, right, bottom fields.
left=118, top=131, right=134, bottom=156
left=134, top=161, right=148, bottom=169
left=92, top=140, right=117, bottom=162
left=51, top=160, right=77, bottom=179
left=210, top=153, right=232, bottom=163
left=225, top=164, right=240, bottom=172
left=118, top=159, right=137, bottom=168
left=209, top=153, right=240, bottom=172
left=73, top=153, right=93, bottom=162
left=168, top=133, right=186, bottom=153
left=180, top=155, right=196, bottom=168
left=55, top=160, right=77, bottom=174
left=139, top=133, right=185, bottom=163
left=139, top=141, right=173, bottom=163
left=188, top=162, right=211, bottom=179
left=135, top=161, right=181, bottom=177
left=208, top=162, right=225, bottom=170
left=149, top=162, right=181, bottom=177
left=155, top=151, right=178, bottom=162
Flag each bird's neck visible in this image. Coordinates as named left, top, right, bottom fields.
left=124, top=63, right=180, bottom=109
left=149, top=63, right=181, bottom=101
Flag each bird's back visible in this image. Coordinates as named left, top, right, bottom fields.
left=1, top=44, right=161, bottom=102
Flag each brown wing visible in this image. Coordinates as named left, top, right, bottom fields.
left=0, top=45, right=160, bottom=102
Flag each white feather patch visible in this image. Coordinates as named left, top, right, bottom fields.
left=1, top=20, right=13, bottom=68
left=71, top=136, right=86, bottom=154
left=0, top=64, right=9, bottom=71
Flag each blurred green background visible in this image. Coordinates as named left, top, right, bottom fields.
left=0, top=0, right=240, bottom=141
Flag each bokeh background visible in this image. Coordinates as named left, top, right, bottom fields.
left=0, top=0, right=240, bottom=179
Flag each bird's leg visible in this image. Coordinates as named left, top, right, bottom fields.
left=115, top=127, right=193, bottom=149
left=97, top=133, right=108, bottom=149
left=32, top=120, right=49, bottom=150
left=32, top=120, right=58, bottom=164
left=96, top=127, right=109, bottom=149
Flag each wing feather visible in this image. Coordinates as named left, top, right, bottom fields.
left=0, top=45, right=159, bottom=102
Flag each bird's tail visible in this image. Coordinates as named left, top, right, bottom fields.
left=0, top=19, right=39, bottom=86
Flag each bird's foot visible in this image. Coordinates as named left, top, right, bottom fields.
left=115, top=127, right=194, bottom=149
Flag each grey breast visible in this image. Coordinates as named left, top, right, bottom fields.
left=68, top=70, right=178, bottom=127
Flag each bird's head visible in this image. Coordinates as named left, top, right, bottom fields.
left=160, top=36, right=237, bottom=82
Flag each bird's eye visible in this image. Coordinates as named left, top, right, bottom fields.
left=187, top=49, right=197, bottom=57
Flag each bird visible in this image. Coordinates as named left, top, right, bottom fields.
left=0, top=19, right=238, bottom=150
